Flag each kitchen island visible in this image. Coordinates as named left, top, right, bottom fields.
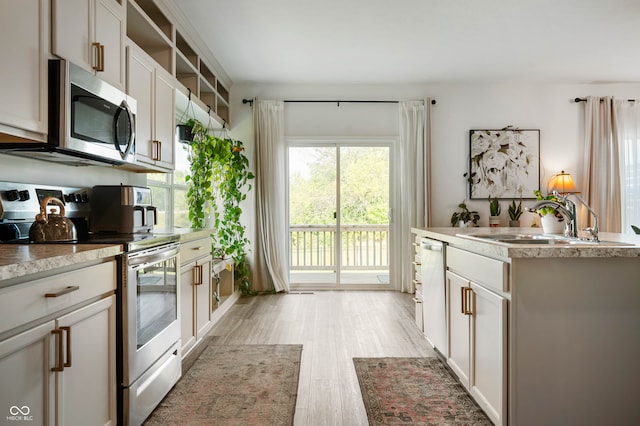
left=412, top=227, right=640, bottom=426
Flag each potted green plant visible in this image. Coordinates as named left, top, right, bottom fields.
left=488, top=196, right=501, bottom=227
left=533, top=189, right=565, bottom=234
left=176, top=118, right=197, bottom=143
left=507, top=200, right=523, bottom=227
left=451, top=202, right=480, bottom=227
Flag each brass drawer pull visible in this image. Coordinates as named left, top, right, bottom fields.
left=45, top=286, right=80, bottom=298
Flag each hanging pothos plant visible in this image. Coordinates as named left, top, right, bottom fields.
left=210, top=137, right=255, bottom=295
left=184, top=118, right=255, bottom=295
left=185, top=119, right=215, bottom=229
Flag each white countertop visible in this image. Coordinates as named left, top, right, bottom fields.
left=0, top=244, right=124, bottom=282
left=412, top=227, right=640, bottom=259
left=0, top=228, right=214, bottom=282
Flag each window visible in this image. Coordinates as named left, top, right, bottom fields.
left=146, top=142, right=192, bottom=229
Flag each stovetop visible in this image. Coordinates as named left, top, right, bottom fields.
left=0, top=181, right=176, bottom=252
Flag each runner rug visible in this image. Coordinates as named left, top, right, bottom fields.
left=145, top=344, right=302, bottom=426
left=353, top=357, right=493, bottom=425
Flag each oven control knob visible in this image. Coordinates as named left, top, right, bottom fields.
left=18, top=190, right=30, bottom=201
left=73, top=193, right=82, bottom=203
left=4, top=189, right=19, bottom=201
left=80, top=192, right=89, bottom=203
left=64, top=194, right=74, bottom=203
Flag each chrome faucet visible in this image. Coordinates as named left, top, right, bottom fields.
left=571, top=193, right=599, bottom=242
left=526, top=194, right=577, bottom=238
left=526, top=191, right=600, bottom=242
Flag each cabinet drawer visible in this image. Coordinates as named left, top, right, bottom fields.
left=447, top=247, right=508, bottom=293
left=180, top=237, right=212, bottom=265
left=0, top=261, right=116, bottom=335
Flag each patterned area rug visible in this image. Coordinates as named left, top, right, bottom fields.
left=144, top=344, right=302, bottom=426
left=354, top=357, right=493, bottom=425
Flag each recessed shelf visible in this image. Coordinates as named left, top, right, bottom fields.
left=127, top=0, right=231, bottom=126
left=216, top=82, right=229, bottom=104
left=131, top=0, right=172, bottom=40
left=176, top=31, right=198, bottom=69
left=200, top=62, right=216, bottom=89
left=127, top=0, right=172, bottom=73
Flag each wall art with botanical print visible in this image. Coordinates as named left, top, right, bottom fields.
left=468, top=128, right=540, bottom=199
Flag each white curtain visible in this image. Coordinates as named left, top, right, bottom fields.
left=398, top=100, right=431, bottom=293
left=254, top=100, right=289, bottom=292
left=616, top=99, right=640, bottom=234
left=581, top=96, right=622, bottom=232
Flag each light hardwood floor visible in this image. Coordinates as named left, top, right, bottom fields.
left=206, top=291, right=437, bottom=426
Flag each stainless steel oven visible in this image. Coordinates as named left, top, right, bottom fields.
left=120, top=242, right=181, bottom=426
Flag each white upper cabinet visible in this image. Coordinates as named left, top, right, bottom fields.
left=0, top=0, right=48, bottom=141
left=126, top=41, right=175, bottom=171
left=52, top=0, right=125, bottom=90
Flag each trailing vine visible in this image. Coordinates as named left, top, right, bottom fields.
left=185, top=119, right=215, bottom=229
left=184, top=119, right=255, bottom=295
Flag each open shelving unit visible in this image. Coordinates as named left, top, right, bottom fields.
left=126, top=0, right=230, bottom=125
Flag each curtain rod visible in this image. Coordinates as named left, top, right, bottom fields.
left=574, top=97, right=636, bottom=103
left=242, top=99, right=436, bottom=106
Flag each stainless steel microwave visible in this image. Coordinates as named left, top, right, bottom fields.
left=50, top=59, right=137, bottom=165
left=0, top=60, right=137, bottom=167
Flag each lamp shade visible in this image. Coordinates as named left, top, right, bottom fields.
left=548, top=170, right=577, bottom=194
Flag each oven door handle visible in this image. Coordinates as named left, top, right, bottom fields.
left=128, top=246, right=180, bottom=268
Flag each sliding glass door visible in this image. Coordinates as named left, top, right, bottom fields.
left=288, top=142, right=391, bottom=288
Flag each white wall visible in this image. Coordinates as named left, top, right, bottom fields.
left=228, top=81, right=640, bottom=276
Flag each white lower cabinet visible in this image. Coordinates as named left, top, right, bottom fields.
left=446, top=246, right=508, bottom=426
left=0, top=321, right=56, bottom=424
left=0, top=261, right=117, bottom=425
left=180, top=237, right=214, bottom=357
left=56, top=296, right=116, bottom=426
left=0, top=295, right=116, bottom=426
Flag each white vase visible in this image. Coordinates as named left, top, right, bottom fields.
left=489, top=216, right=500, bottom=227
left=541, top=214, right=565, bottom=234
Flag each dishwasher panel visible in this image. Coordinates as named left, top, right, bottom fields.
left=421, top=238, right=447, bottom=357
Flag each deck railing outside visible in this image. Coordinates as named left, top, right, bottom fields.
left=290, top=224, right=389, bottom=271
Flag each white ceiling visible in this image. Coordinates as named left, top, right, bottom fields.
left=173, top=0, right=640, bottom=85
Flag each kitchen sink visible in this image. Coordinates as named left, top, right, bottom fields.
left=457, top=233, right=634, bottom=246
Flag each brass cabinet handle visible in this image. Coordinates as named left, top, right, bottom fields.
left=156, top=140, right=162, bottom=161
left=463, top=288, right=474, bottom=316
left=98, top=43, right=105, bottom=71
left=45, top=286, right=80, bottom=298
left=92, top=42, right=105, bottom=71
left=460, top=286, right=466, bottom=314
left=194, top=265, right=203, bottom=285
left=152, top=140, right=161, bottom=161
left=51, top=329, right=64, bottom=372
left=61, top=326, right=71, bottom=367
left=412, top=261, right=422, bottom=267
